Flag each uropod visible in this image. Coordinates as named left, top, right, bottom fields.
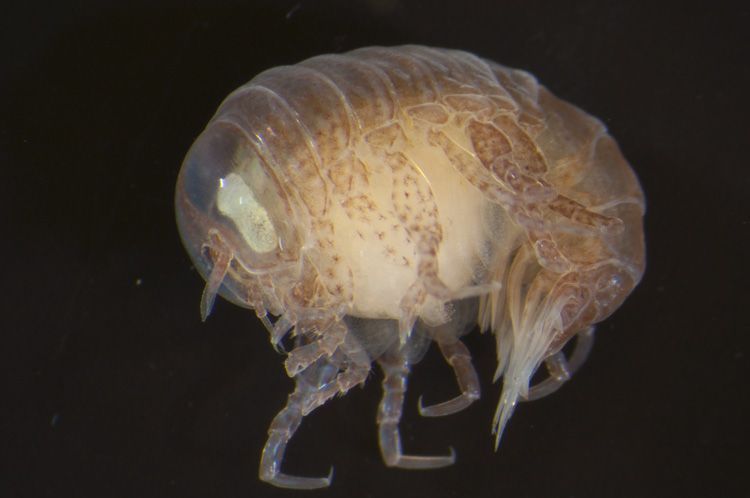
left=175, top=45, right=645, bottom=489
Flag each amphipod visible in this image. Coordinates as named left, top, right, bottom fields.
left=175, top=45, right=645, bottom=489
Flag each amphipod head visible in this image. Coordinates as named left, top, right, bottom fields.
left=175, top=120, right=301, bottom=320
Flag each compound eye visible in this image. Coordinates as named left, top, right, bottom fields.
left=216, top=169, right=277, bottom=253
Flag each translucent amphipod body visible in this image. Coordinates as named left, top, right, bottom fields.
left=175, top=45, right=645, bottom=489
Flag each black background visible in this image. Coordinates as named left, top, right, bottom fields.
left=3, top=1, right=747, bottom=497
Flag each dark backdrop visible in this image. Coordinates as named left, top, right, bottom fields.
left=3, top=1, right=747, bottom=497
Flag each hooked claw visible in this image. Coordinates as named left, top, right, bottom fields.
left=260, top=464, right=334, bottom=490
left=417, top=392, right=480, bottom=417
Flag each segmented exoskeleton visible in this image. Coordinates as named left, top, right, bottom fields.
left=175, top=45, right=645, bottom=489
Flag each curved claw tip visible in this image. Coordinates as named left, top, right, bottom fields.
left=390, top=446, right=456, bottom=469
left=309, top=466, right=334, bottom=489
left=271, top=340, right=287, bottom=354
left=418, top=394, right=476, bottom=418
left=416, top=395, right=427, bottom=415
left=447, top=445, right=457, bottom=462
left=262, top=467, right=334, bottom=490
left=417, top=394, right=446, bottom=417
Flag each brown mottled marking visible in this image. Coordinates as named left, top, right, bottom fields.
left=492, top=114, right=548, bottom=176
left=307, top=219, right=355, bottom=308
left=407, top=103, right=450, bottom=124
left=386, top=152, right=443, bottom=248
left=342, top=195, right=377, bottom=222
left=428, top=129, right=517, bottom=206
left=467, top=119, right=512, bottom=164
left=328, top=155, right=370, bottom=195
left=365, top=122, right=408, bottom=149
left=548, top=195, right=623, bottom=232
left=300, top=54, right=397, bottom=130
left=444, top=94, right=495, bottom=119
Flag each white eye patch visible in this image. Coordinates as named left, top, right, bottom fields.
left=216, top=172, right=277, bottom=253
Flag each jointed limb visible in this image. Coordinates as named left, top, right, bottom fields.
left=377, top=347, right=455, bottom=468
left=523, top=326, right=594, bottom=401
left=418, top=339, right=481, bottom=417
left=260, top=329, right=370, bottom=489
left=259, top=360, right=338, bottom=489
